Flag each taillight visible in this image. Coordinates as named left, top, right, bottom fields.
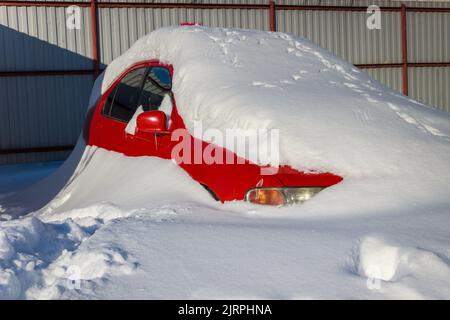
left=245, top=187, right=324, bottom=206
left=246, top=189, right=286, bottom=206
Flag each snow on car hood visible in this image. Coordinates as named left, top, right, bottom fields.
left=92, top=27, right=450, bottom=185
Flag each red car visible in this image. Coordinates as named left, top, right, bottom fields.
left=87, top=60, right=342, bottom=206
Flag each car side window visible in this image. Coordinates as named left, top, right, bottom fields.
left=138, top=67, right=172, bottom=112
left=102, top=67, right=147, bottom=122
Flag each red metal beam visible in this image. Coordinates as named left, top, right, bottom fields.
left=356, top=63, right=450, bottom=69
left=0, top=69, right=94, bottom=77
left=276, top=5, right=401, bottom=12
left=401, top=4, right=409, bottom=95
left=96, top=2, right=268, bottom=9
left=269, top=0, right=276, bottom=32
left=409, top=62, right=450, bottom=68
left=407, top=7, right=450, bottom=13
left=0, top=145, right=74, bottom=155
left=91, top=0, right=100, bottom=79
left=355, top=63, right=403, bottom=69
left=0, top=1, right=89, bottom=7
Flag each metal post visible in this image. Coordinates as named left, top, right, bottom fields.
left=401, top=4, right=408, bottom=95
left=91, top=0, right=100, bottom=78
left=269, top=1, right=276, bottom=32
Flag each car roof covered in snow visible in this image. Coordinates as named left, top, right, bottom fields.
left=89, top=27, right=450, bottom=190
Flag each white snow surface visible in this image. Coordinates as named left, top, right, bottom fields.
left=0, top=27, right=449, bottom=299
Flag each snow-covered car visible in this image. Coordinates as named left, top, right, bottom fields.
left=85, top=37, right=343, bottom=206
left=76, top=25, right=450, bottom=212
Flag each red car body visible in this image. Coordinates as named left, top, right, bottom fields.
left=87, top=60, right=342, bottom=203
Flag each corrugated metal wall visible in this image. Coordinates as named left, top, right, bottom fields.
left=1, top=0, right=449, bottom=164
left=366, top=67, right=403, bottom=94
left=98, top=7, right=269, bottom=64
left=0, top=3, right=93, bottom=164
left=0, top=5, right=93, bottom=71
left=277, top=10, right=402, bottom=64
left=407, top=10, right=450, bottom=113
left=409, top=67, right=450, bottom=113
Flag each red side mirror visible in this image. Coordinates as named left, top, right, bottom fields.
left=136, top=111, right=170, bottom=135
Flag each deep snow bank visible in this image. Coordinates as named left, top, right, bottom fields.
left=0, top=215, right=138, bottom=299
left=0, top=138, right=86, bottom=218
left=4, top=209, right=450, bottom=299
left=36, top=147, right=213, bottom=223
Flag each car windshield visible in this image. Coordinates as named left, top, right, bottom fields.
left=138, top=67, right=172, bottom=111
left=148, top=67, right=172, bottom=91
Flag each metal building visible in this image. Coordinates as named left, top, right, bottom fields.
left=0, top=0, right=449, bottom=164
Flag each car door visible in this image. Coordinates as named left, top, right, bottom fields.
left=93, top=66, right=148, bottom=154
left=125, top=66, right=175, bottom=157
